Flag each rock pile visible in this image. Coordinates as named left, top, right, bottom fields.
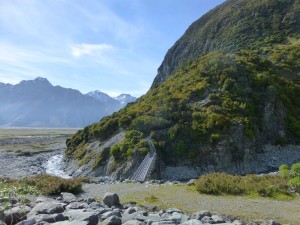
left=0, top=192, right=281, bottom=225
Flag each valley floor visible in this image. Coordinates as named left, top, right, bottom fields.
left=0, top=129, right=76, bottom=178
left=79, top=182, right=300, bottom=225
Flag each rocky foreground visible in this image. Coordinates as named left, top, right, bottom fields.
left=1, top=192, right=281, bottom=225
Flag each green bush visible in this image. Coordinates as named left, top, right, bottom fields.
left=195, top=173, right=244, bottom=195
left=23, top=174, right=83, bottom=195
left=92, top=147, right=111, bottom=169
left=291, top=163, right=300, bottom=177
left=210, top=133, right=221, bottom=143
left=195, top=172, right=291, bottom=198
left=279, top=164, right=290, bottom=178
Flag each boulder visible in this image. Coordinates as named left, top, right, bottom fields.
left=27, top=202, right=64, bottom=217
left=15, top=219, right=36, bottom=225
left=35, top=213, right=68, bottom=223
left=180, top=219, right=204, bottom=225
left=122, top=220, right=145, bottom=225
left=63, top=210, right=98, bottom=225
left=52, top=220, right=88, bottom=225
left=201, top=216, right=214, bottom=224
left=101, top=210, right=122, bottom=220
left=60, top=192, right=77, bottom=203
left=103, top=193, right=120, bottom=207
left=166, top=208, right=182, bottom=214
left=4, top=205, right=31, bottom=225
left=124, top=207, right=137, bottom=215
left=99, top=215, right=122, bottom=225
left=66, top=202, right=89, bottom=210
left=232, top=220, right=245, bottom=225
left=187, top=179, right=196, bottom=186
left=195, top=211, right=212, bottom=220
left=211, top=214, right=225, bottom=223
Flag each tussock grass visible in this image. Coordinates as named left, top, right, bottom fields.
left=22, top=174, right=83, bottom=195
left=0, top=174, right=84, bottom=197
left=195, top=173, right=292, bottom=199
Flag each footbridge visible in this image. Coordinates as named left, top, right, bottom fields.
left=131, top=137, right=157, bottom=182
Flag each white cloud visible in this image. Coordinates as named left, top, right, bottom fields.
left=70, top=43, right=114, bottom=58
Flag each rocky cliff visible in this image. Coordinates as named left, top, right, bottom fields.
left=65, top=0, right=300, bottom=180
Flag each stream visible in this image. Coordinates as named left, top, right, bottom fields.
left=45, top=154, right=71, bottom=179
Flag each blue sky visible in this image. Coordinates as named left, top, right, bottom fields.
left=0, top=0, right=225, bottom=97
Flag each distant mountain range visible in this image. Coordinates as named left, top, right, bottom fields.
left=0, top=77, right=136, bottom=128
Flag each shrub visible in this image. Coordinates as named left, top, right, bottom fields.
left=195, top=173, right=244, bottom=195
left=291, top=163, right=300, bottom=177
left=210, top=133, right=221, bottom=143
left=92, top=147, right=111, bottom=169
left=110, top=145, right=122, bottom=161
left=279, top=164, right=290, bottom=178
left=23, top=174, right=83, bottom=195
left=195, top=172, right=291, bottom=198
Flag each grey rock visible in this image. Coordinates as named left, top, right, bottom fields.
left=180, top=219, right=204, bottom=225
left=124, top=207, right=137, bottom=215
left=103, top=193, right=120, bottom=207
left=94, top=208, right=110, bottom=215
left=16, top=218, right=36, bottom=225
left=101, top=211, right=122, bottom=220
left=99, top=215, right=122, bottom=225
left=52, top=220, right=88, bottom=225
left=211, top=215, right=225, bottom=223
left=65, top=202, right=89, bottom=210
left=187, top=179, right=196, bottom=186
left=166, top=208, right=182, bottom=214
left=261, top=221, right=281, bottom=225
left=232, top=220, right=245, bottom=225
left=63, top=210, right=98, bottom=225
left=60, top=193, right=77, bottom=204
left=201, top=216, right=214, bottom=224
left=28, top=202, right=64, bottom=217
left=170, top=212, right=183, bottom=223
left=89, top=202, right=105, bottom=209
left=151, top=221, right=176, bottom=225
left=4, top=205, right=31, bottom=225
left=86, top=198, right=95, bottom=204
left=35, top=213, right=68, bottom=223
left=195, top=211, right=212, bottom=220
left=122, top=220, right=145, bottom=225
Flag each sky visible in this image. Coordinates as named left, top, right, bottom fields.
left=0, top=0, right=225, bottom=97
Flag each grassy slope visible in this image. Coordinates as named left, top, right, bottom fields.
left=67, top=40, right=300, bottom=167
left=66, top=0, right=300, bottom=169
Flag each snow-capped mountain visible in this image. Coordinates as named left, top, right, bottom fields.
left=87, top=91, right=137, bottom=106
left=0, top=77, right=122, bottom=128
left=86, top=90, right=117, bottom=103
left=114, top=94, right=137, bottom=106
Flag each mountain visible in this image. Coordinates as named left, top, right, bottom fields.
left=86, top=91, right=136, bottom=106
left=152, top=0, right=300, bottom=86
left=0, top=77, right=121, bottom=128
left=114, top=94, right=137, bottom=106
left=66, top=0, right=300, bottom=180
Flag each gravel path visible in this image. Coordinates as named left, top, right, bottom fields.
left=79, top=182, right=300, bottom=225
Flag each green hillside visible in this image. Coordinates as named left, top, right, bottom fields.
left=66, top=0, right=300, bottom=172
left=153, top=0, right=300, bottom=86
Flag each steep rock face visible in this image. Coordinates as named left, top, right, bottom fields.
left=152, top=0, right=300, bottom=87
left=65, top=0, right=300, bottom=180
